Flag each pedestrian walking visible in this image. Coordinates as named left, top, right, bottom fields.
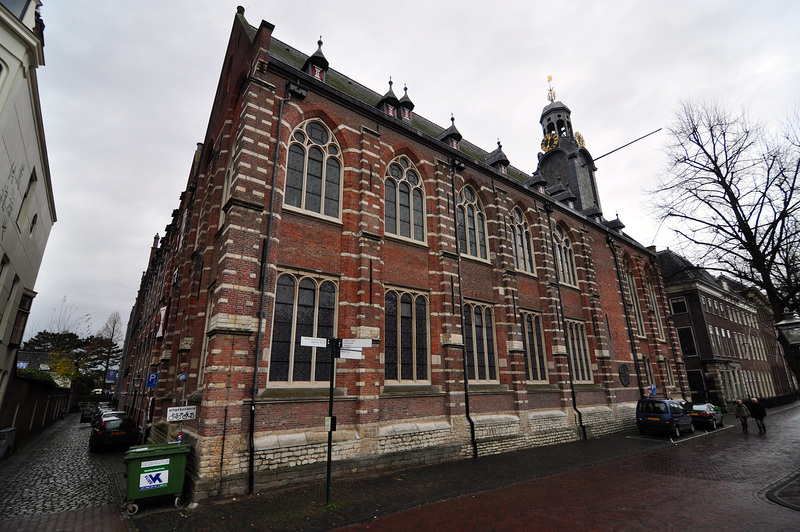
left=733, top=399, right=750, bottom=433
left=749, top=397, right=767, bottom=434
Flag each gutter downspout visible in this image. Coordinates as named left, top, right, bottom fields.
left=607, top=234, right=646, bottom=399
left=248, top=83, right=295, bottom=494
left=543, top=202, right=586, bottom=440
left=450, top=158, right=478, bottom=458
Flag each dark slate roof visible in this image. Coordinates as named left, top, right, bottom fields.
left=656, top=249, right=719, bottom=285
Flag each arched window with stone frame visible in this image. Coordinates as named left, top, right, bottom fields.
left=645, top=268, right=665, bottom=340
left=284, top=120, right=342, bottom=219
left=625, top=258, right=646, bottom=337
left=456, top=185, right=488, bottom=260
left=565, top=319, right=592, bottom=383
left=385, top=156, right=425, bottom=242
left=268, top=273, right=338, bottom=385
left=521, top=311, right=547, bottom=382
left=511, top=207, right=535, bottom=274
left=553, top=224, right=577, bottom=286
left=463, top=302, right=497, bottom=382
left=384, top=289, right=430, bottom=383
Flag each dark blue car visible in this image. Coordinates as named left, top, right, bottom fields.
left=636, top=398, right=694, bottom=438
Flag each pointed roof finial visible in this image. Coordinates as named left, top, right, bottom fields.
left=547, top=75, right=556, bottom=103
left=497, top=139, right=502, bottom=149
left=318, top=35, right=323, bottom=47
left=451, top=113, right=455, bottom=126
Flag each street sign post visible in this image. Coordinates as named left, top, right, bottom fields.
left=146, top=373, right=159, bottom=388
left=166, top=406, right=197, bottom=422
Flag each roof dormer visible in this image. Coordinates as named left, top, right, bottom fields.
left=485, top=140, right=510, bottom=174
left=437, top=114, right=462, bottom=150
left=302, top=37, right=329, bottom=82
left=376, top=78, right=401, bottom=118
left=398, top=84, right=415, bottom=123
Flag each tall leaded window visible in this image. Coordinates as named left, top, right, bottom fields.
left=521, top=311, right=547, bottom=382
left=284, top=120, right=341, bottom=218
left=463, top=303, right=497, bottom=381
left=554, top=225, right=577, bottom=285
left=645, top=270, right=664, bottom=340
left=511, top=208, right=535, bottom=273
left=456, top=186, right=488, bottom=260
left=625, top=259, right=645, bottom=336
left=385, top=290, right=429, bottom=382
left=269, top=273, right=337, bottom=385
left=565, top=319, right=592, bottom=383
left=385, top=156, right=425, bottom=242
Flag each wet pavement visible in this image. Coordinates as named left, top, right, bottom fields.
left=1, top=404, right=800, bottom=531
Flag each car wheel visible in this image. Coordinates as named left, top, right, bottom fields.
left=688, top=422, right=695, bottom=434
left=672, top=425, right=680, bottom=438
left=710, top=419, right=716, bottom=430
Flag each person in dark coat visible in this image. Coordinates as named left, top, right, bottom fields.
left=749, top=397, right=767, bottom=434
left=733, top=399, right=750, bottom=433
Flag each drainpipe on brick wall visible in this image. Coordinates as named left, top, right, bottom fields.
left=544, top=202, right=586, bottom=440
left=607, top=234, right=646, bottom=399
left=450, top=158, right=478, bottom=459
left=248, top=81, right=306, bottom=494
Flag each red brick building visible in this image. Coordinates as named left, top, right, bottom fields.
left=119, top=8, right=687, bottom=501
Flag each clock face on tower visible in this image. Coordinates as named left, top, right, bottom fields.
left=575, top=132, right=585, bottom=148
left=541, top=132, right=559, bottom=152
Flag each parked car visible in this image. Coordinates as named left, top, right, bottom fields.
left=89, top=416, right=139, bottom=452
left=690, top=402, right=724, bottom=430
left=91, top=410, right=127, bottom=427
left=79, top=408, right=94, bottom=423
left=636, top=398, right=694, bottom=438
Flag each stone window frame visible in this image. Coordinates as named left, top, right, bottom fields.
left=564, top=319, right=592, bottom=383
left=283, top=120, right=342, bottom=220
left=384, top=156, right=426, bottom=243
left=624, top=258, right=646, bottom=337
left=521, top=310, right=547, bottom=383
left=511, top=207, right=536, bottom=274
left=384, top=288, right=430, bottom=384
left=553, top=224, right=578, bottom=287
left=644, top=269, right=665, bottom=340
left=463, top=302, right=498, bottom=382
left=268, top=272, right=338, bottom=386
left=456, top=185, right=488, bottom=261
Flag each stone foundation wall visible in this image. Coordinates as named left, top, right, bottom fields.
left=168, top=404, right=639, bottom=502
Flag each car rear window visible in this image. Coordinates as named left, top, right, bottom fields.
left=105, top=419, right=124, bottom=430
left=638, top=402, right=669, bottom=414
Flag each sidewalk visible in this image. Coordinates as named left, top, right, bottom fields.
left=131, top=402, right=800, bottom=531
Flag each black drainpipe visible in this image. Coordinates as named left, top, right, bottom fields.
left=450, top=158, right=478, bottom=458
left=607, top=234, right=645, bottom=399
left=248, top=81, right=305, bottom=494
left=543, top=202, right=586, bottom=440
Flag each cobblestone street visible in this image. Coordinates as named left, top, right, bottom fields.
left=0, top=413, right=128, bottom=531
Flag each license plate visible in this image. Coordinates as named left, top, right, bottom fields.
left=647, top=417, right=659, bottom=421
left=112, top=431, right=125, bottom=435
left=690, top=413, right=698, bottom=416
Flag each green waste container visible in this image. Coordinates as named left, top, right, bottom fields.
left=123, top=442, right=191, bottom=515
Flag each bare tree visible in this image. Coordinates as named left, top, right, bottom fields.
left=652, top=101, right=800, bottom=378
left=97, top=311, right=124, bottom=390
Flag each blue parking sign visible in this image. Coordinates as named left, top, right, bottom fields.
left=146, top=372, right=159, bottom=388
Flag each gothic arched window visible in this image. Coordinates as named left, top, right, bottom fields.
left=463, top=303, right=497, bottom=382
left=284, top=120, right=341, bottom=218
left=625, top=259, right=646, bottom=336
left=456, top=186, right=487, bottom=260
left=385, top=156, right=425, bottom=242
left=554, top=225, right=577, bottom=286
left=511, top=207, right=535, bottom=273
left=385, top=289, right=429, bottom=382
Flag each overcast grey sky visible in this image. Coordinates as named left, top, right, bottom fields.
left=26, top=0, right=800, bottom=340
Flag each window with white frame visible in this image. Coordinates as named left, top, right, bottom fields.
left=511, top=207, right=535, bottom=274
left=677, top=327, right=698, bottom=357
left=463, top=302, right=497, bottom=381
left=456, top=186, right=488, bottom=259
left=521, top=311, right=547, bottom=382
left=385, top=156, right=425, bottom=242
left=284, top=120, right=341, bottom=218
left=554, top=225, right=577, bottom=286
left=565, top=319, right=592, bottom=383
left=385, top=289, right=429, bottom=382
left=269, top=273, right=337, bottom=384
left=669, top=297, right=688, bottom=315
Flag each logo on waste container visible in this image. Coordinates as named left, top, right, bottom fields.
left=139, top=459, right=170, bottom=490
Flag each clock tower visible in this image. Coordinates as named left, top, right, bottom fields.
left=534, top=80, right=602, bottom=218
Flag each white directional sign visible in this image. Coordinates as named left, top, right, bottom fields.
left=301, top=336, right=327, bottom=348
left=166, top=406, right=197, bottom=422
left=340, top=338, right=372, bottom=360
